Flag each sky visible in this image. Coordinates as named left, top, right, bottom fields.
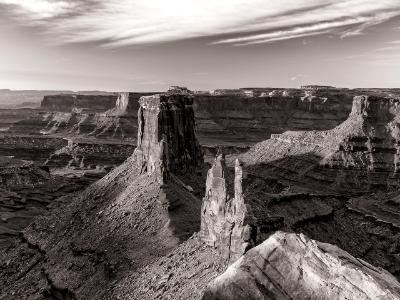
left=0, top=0, right=399, bottom=91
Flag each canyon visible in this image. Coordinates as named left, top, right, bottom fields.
left=0, top=87, right=400, bottom=299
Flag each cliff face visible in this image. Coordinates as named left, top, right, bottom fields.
left=9, top=92, right=150, bottom=141
left=8, top=89, right=354, bottom=146
left=41, top=94, right=118, bottom=112
left=193, top=90, right=354, bottom=145
left=200, top=153, right=255, bottom=262
left=240, top=95, right=400, bottom=192
left=134, top=93, right=203, bottom=178
left=203, top=231, right=400, bottom=300
left=0, top=91, right=205, bottom=300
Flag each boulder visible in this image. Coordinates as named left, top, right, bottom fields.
left=203, top=231, right=400, bottom=300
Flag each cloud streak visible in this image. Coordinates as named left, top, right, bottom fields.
left=0, top=0, right=399, bottom=47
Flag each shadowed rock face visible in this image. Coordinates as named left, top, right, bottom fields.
left=134, top=93, right=203, bottom=179
left=0, top=157, right=50, bottom=188
left=203, top=231, right=400, bottom=300
left=241, top=95, right=400, bottom=192
left=200, top=152, right=255, bottom=262
left=41, top=94, right=118, bottom=112
left=0, top=91, right=205, bottom=300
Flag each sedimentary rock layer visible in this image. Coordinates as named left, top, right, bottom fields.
left=134, top=93, right=203, bottom=177
left=0, top=157, right=50, bottom=188
left=44, top=139, right=135, bottom=172
left=193, top=89, right=354, bottom=144
left=241, top=95, right=400, bottom=192
left=203, top=231, right=400, bottom=300
left=0, top=91, right=205, bottom=299
left=8, top=89, right=355, bottom=145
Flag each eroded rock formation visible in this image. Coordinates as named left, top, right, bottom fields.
left=200, top=152, right=255, bottom=262
left=134, top=93, right=203, bottom=179
left=0, top=157, right=50, bottom=188
left=241, top=95, right=400, bottom=192
left=203, top=231, right=400, bottom=300
left=0, top=90, right=206, bottom=299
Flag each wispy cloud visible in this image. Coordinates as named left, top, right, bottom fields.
left=0, top=0, right=76, bottom=19
left=290, top=74, right=308, bottom=81
left=0, top=0, right=399, bottom=47
left=330, top=41, right=400, bottom=66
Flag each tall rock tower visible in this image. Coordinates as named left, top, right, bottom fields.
left=134, top=91, right=203, bottom=180
left=200, top=151, right=256, bottom=262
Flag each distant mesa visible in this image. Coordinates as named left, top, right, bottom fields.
left=301, top=84, right=338, bottom=90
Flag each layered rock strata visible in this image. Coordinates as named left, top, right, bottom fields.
left=8, top=89, right=356, bottom=145
left=0, top=135, right=67, bottom=164
left=9, top=92, right=152, bottom=140
left=134, top=93, right=203, bottom=179
left=0, top=157, right=50, bottom=188
left=0, top=91, right=205, bottom=299
left=200, top=152, right=255, bottom=262
left=44, top=139, right=135, bottom=173
left=41, top=94, right=118, bottom=112
left=241, top=95, right=400, bottom=192
left=203, top=231, right=400, bottom=300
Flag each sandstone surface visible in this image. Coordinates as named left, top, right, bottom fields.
left=0, top=91, right=205, bottom=299
left=200, top=153, right=255, bottom=262
left=203, top=231, right=400, bottom=300
left=240, top=95, right=400, bottom=192
left=134, top=93, right=203, bottom=177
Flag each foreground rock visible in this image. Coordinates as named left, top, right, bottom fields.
left=203, top=231, right=400, bottom=300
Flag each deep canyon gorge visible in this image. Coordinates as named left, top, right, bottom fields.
left=0, top=86, right=400, bottom=299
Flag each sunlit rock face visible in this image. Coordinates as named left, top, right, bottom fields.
left=203, top=231, right=400, bottom=300
left=200, top=152, right=255, bottom=262
left=134, top=92, right=204, bottom=179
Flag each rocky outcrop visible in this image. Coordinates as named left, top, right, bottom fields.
left=44, top=139, right=135, bottom=173
left=200, top=152, right=255, bottom=262
left=134, top=93, right=203, bottom=179
left=241, top=95, right=400, bottom=192
left=8, top=92, right=152, bottom=141
left=203, top=231, right=400, bottom=300
left=8, top=89, right=356, bottom=145
left=193, top=89, right=355, bottom=146
left=0, top=157, right=50, bottom=188
left=0, top=135, right=67, bottom=163
left=0, top=90, right=205, bottom=300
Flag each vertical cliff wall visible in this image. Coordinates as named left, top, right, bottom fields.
left=134, top=93, right=203, bottom=179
